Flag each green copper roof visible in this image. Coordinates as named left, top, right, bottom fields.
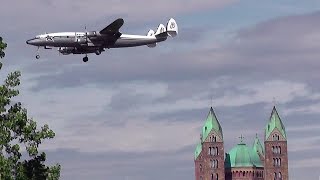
left=227, top=143, right=253, bottom=167
left=253, top=135, right=264, bottom=156
left=194, top=142, right=202, bottom=160
left=225, top=138, right=263, bottom=168
left=201, top=107, right=223, bottom=142
left=265, top=106, right=287, bottom=140
left=194, top=107, right=223, bottom=160
left=251, top=135, right=264, bottom=167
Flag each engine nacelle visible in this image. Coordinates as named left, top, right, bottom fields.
left=58, top=47, right=76, bottom=55
left=87, top=31, right=98, bottom=37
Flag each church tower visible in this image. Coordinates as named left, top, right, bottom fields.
left=264, top=106, right=289, bottom=180
left=195, top=107, right=225, bottom=180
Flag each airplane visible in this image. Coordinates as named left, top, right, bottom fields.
left=26, top=18, right=178, bottom=62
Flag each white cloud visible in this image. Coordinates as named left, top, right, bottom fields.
left=290, top=157, right=320, bottom=169
left=127, top=80, right=313, bottom=116
left=288, top=136, right=320, bottom=152
left=284, top=102, right=320, bottom=115
left=17, top=77, right=319, bottom=154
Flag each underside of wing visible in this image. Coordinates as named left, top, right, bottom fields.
left=99, top=18, right=124, bottom=35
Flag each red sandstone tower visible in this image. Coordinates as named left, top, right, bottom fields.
left=264, top=106, right=289, bottom=180
left=195, top=107, right=225, bottom=180
left=194, top=106, right=289, bottom=180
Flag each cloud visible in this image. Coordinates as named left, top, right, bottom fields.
left=0, top=0, right=236, bottom=32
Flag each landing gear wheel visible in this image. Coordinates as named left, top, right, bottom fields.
left=36, top=55, right=40, bottom=59
left=83, top=56, right=88, bottom=62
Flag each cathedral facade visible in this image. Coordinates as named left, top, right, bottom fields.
left=194, top=106, right=289, bottom=180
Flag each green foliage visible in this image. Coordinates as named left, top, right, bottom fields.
left=0, top=37, right=61, bottom=179
left=0, top=36, right=7, bottom=70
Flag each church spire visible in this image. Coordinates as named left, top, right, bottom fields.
left=201, top=107, right=223, bottom=142
left=265, top=106, right=287, bottom=140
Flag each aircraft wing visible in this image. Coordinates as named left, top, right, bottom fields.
left=99, top=18, right=124, bottom=35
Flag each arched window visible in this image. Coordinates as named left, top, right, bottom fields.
left=200, top=176, right=203, bottom=180
left=274, top=172, right=277, bottom=180
left=272, top=146, right=275, bottom=153
left=243, top=171, right=245, bottom=177
left=279, top=172, right=282, bottom=180
left=209, top=147, right=212, bottom=155
left=200, top=164, right=202, bottom=171
left=273, top=158, right=275, bottom=166
left=273, top=134, right=279, bottom=141
left=279, top=158, right=281, bottom=166
left=279, top=146, right=281, bottom=154
left=216, top=147, right=219, bottom=155
left=216, top=173, right=218, bottom=180
left=216, top=160, right=218, bottom=168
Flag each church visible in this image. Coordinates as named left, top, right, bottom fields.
left=194, top=106, right=289, bottom=180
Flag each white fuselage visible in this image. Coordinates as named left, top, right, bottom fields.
left=27, top=32, right=163, bottom=48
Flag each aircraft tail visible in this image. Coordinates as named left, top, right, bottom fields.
left=155, top=24, right=166, bottom=36
left=166, top=18, right=178, bottom=37
left=155, top=23, right=168, bottom=41
left=146, top=29, right=156, bottom=48
left=148, top=18, right=178, bottom=46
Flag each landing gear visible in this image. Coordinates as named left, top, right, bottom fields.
left=83, top=56, right=88, bottom=62
left=35, top=47, right=40, bottom=59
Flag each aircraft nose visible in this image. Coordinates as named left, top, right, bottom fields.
left=26, top=38, right=37, bottom=45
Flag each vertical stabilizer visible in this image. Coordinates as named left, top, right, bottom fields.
left=166, top=18, right=178, bottom=37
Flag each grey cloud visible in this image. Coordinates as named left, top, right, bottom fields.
left=44, top=146, right=194, bottom=180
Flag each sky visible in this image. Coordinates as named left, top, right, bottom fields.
left=1, top=0, right=320, bottom=179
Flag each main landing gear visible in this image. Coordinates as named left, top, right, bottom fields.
left=83, top=55, right=88, bottom=62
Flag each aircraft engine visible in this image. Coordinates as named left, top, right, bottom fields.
left=58, top=47, right=76, bottom=55
left=87, top=31, right=98, bottom=37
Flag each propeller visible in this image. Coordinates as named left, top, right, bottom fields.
left=85, top=25, right=88, bottom=45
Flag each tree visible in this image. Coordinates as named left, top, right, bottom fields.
left=0, top=36, right=61, bottom=179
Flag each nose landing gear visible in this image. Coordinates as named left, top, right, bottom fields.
left=35, top=47, right=40, bottom=59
